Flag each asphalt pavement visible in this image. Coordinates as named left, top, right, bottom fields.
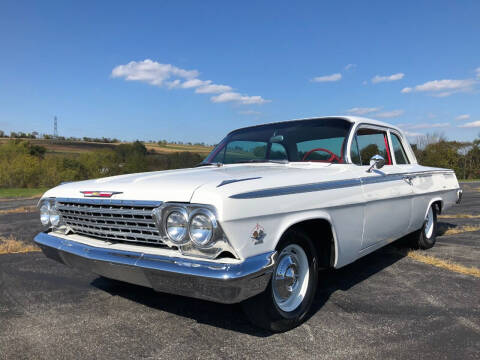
left=0, top=184, right=479, bottom=359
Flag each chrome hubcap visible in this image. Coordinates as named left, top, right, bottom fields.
left=274, top=255, right=299, bottom=299
left=272, top=244, right=309, bottom=312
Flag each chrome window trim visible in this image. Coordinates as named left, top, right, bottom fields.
left=389, top=129, right=412, bottom=165
left=346, top=123, right=391, bottom=166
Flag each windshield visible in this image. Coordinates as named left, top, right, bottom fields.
left=203, top=118, right=352, bottom=165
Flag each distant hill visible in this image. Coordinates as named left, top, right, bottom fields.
left=0, top=138, right=213, bottom=156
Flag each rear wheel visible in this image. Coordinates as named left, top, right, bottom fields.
left=410, top=204, right=438, bottom=249
left=242, top=230, right=318, bottom=332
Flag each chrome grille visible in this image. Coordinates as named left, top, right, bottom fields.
left=56, top=198, right=168, bottom=247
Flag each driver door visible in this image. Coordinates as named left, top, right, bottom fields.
left=351, top=126, right=414, bottom=249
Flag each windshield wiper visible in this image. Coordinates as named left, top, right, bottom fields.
left=236, top=159, right=289, bottom=164
left=196, top=162, right=223, bottom=167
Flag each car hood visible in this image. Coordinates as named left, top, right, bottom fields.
left=42, top=163, right=348, bottom=203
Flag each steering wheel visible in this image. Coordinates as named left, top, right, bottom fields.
left=302, top=148, right=340, bottom=163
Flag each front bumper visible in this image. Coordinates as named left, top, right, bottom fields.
left=34, top=232, right=276, bottom=304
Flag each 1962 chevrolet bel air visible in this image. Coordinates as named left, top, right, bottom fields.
left=34, top=116, right=462, bottom=331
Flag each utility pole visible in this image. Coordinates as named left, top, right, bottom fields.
left=54, top=116, right=58, bottom=138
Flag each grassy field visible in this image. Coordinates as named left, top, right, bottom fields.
left=0, top=138, right=212, bottom=156
left=0, top=188, right=47, bottom=199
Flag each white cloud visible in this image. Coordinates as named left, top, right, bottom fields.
left=458, top=121, right=480, bottom=128
left=371, top=73, right=404, bottom=84
left=239, top=110, right=261, bottom=115
left=404, top=131, right=424, bottom=137
left=346, top=107, right=380, bottom=115
left=455, top=114, right=470, bottom=121
left=180, top=78, right=210, bottom=89
left=195, top=84, right=232, bottom=94
left=311, top=73, right=342, bottom=82
left=211, top=92, right=270, bottom=105
left=345, top=64, right=356, bottom=71
left=401, top=79, right=476, bottom=97
left=406, top=122, right=450, bottom=129
left=112, top=59, right=268, bottom=105
left=111, top=59, right=198, bottom=86
left=375, top=110, right=404, bottom=118
left=476, top=67, right=480, bottom=79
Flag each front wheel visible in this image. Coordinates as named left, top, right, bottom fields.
left=242, top=230, right=318, bottom=332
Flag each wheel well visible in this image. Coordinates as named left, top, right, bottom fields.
left=286, top=219, right=335, bottom=269
left=432, top=200, right=443, bottom=214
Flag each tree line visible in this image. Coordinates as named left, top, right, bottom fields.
left=0, top=129, right=210, bottom=147
left=0, top=140, right=203, bottom=188
left=0, top=133, right=479, bottom=188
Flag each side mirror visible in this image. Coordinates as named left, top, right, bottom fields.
left=367, top=154, right=385, bottom=172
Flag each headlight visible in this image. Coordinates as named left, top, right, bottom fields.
left=164, top=208, right=188, bottom=244
left=40, top=203, right=51, bottom=226
left=153, top=203, right=237, bottom=259
left=188, top=209, right=216, bottom=247
left=38, top=199, right=62, bottom=228
left=49, top=206, right=61, bottom=227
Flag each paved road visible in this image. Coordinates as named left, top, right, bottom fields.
left=1, top=184, right=479, bottom=359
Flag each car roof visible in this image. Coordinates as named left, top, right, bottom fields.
left=228, top=116, right=403, bottom=135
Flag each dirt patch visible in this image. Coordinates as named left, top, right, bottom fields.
left=437, top=223, right=480, bottom=236
left=0, top=205, right=37, bottom=215
left=0, top=236, right=39, bottom=254
left=405, top=250, right=480, bottom=278
left=438, top=214, right=480, bottom=219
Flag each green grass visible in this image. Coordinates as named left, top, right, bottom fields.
left=0, top=188, right=47, bottom=199
left=458, top=179, right=480, bottom=183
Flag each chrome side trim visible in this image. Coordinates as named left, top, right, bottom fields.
left=230, top=170, right=456, bottom=199
left=230, top=178, right=362, bottom=199
left=34, top=232, right=276, bottom=304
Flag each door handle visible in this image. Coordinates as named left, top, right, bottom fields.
left=403, top=175, right=414, bottom=185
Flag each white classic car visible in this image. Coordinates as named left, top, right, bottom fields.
left=35, top=116, right=462, bottom=331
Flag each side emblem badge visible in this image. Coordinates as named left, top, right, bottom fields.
left=251, top=224, right=266, bottom=245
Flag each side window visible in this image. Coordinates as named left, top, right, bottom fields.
left=223, top=140, right=267, bottom=163
left=350, top=136, right=362, bottom=165
left=391, top=133, right=409, bottom=165
left=269, top=143, right=288, bottom=160
left=355, top=128, right=391, bottom=165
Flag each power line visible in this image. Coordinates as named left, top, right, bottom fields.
left=54, top=116, right=58, bottom=138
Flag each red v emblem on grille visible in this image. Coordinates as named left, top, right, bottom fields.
left=80, top=191, right=123, bottom=198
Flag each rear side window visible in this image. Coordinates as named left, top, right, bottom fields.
left=355, top=128, right=392, bottom=165
left=391, top=133, right=409, bottom=164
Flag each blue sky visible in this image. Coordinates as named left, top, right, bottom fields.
left=1, top=0, right=479, bottom=144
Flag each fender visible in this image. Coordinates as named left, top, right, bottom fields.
left=271, top=210, right=340, bottom=268
left=425, top=197, right=444, bottom=218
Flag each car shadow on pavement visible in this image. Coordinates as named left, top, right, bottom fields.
left=91, top=241, right=411, bottom=337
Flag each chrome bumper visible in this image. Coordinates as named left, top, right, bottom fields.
left=34, top=232, right=276, bottom=304
left=456, top=189, right=463, bottom=204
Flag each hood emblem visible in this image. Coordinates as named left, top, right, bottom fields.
left=80, top=191, right=123, bottom=198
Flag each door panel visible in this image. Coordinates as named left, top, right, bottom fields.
left=361, top=169, right=413, bottom=248
left=352, top=127, right=413, bottom=249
